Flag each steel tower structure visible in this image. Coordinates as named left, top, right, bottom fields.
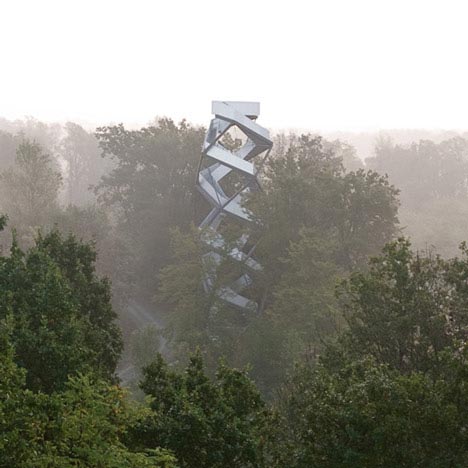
left=196, top=101, right=273, bottom=312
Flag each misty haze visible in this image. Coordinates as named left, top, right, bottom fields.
left=2, top=1, right=468, bottom=467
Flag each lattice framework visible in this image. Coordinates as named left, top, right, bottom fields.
left=196, top=101, right=273, bottom=312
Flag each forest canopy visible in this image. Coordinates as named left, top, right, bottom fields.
left=2, top=116, right=468, bottom=465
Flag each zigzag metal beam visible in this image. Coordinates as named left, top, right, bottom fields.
left=196, top=101, right=273, bottom=312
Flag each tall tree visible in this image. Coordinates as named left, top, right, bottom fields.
left=277, top=354, right=468, bottom=467
left=157, top=226, right=247, bottom=370
left=0, top=116, right=61, bottom=154
left=0, top=130, right=17, bottom=171
left=129, top=351, right=273, bottom=468
left=59, top=122, right=104, bottom=205
left=0, top=224, right=122, bottom=392
left=336, top=238, right=468, bottom=374
left=248, top=134, right=400, bottom=278
left=37, top=229, right=123, bottom=380
left=0, top=140, right=62, bottom=243
left=274, top=238, right=468, bottom=467
left=0, top=335, right=176, bottom=467
left=95, top=118, right=205, bottom=298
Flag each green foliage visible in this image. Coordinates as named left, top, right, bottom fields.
left=0, top=317, right=35, bottom=466
left=0, top=241, right=90, bottom=392
left=0, top=346, right=176, bottom=467
left=240, top=135, right=398, bottom=391
left=52, top=204, right=132, bottom=309
left=249, top=134, right=399, bottom=275
left=6, top=118, right=468, bottom=466
left=32, top=374, right=176, bottom=468
left=268, top=230, right=339, bottom=343
left=241, top=230, right=340, bottom=395
left=158, top=134, right=400, bottom=394
left=337, top=238, right=468, bottom=374
left=0, top=219, right=173, bottom=466
left=95, top=119, right=205, bottom=298
left=274, top=237, right=468, bottom=466
left=279, top=355, right=468, bottom=467
left=37, top=229, right=123, bottom=380
left=337, top=169, right=400, bottom=268
left=157, top=226, right=244, bottom=369
left=0, top=227, right=122, bottom=392
left=130, top=351, right=272, bottom=468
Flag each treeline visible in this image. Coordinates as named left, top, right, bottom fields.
left=0, top=119, right=116, bottom=290
left=2, top=117, right=468, bottom=464
left=367, top=136, right=468, bottom=256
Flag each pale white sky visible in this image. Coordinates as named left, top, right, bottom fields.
left=1, top=0, right=467, bottom=131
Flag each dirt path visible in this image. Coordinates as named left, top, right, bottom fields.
left=117, top=299, right=167, bottom=385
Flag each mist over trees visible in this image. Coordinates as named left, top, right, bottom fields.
left=367, top=136, right=468, bottom=257
left=2, top=115, right=468, bottom=464
left=94, top=119, right=204, bottom=299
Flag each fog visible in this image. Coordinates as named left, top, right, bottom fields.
left=3, top=1, right=468, bottom=466
left=2, top=0, right=468, bottom=130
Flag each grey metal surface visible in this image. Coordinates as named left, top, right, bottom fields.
left=197, top=101, right=273, bottom=312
